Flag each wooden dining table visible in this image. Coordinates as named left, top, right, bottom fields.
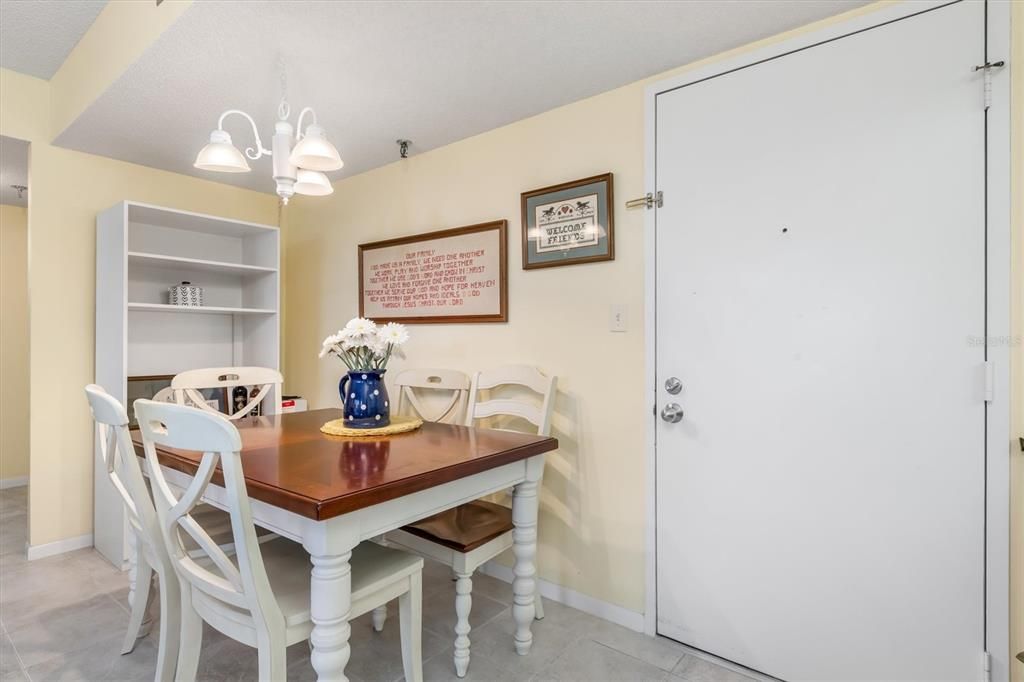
left=131, top=407, right=558, bottom=681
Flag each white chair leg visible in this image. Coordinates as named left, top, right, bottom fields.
left=534, top=592, right=545, bottom=620
left=256, top=632, right=287, bottom=682
left=452, top=570, right=473, bottom=678
left=174, top=588, right=203, bottom=682
left=371, top=605, right=387, bottom=632
left=399, top=572, right=423, bottom=682
left=122, top=551, right=154, bottom=655
left=154, top=572, right=181, bottom=682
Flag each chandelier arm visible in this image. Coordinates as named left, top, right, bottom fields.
left=294, top=107, right=318, bottom=140
left=216, top=109, right=272, bottom=160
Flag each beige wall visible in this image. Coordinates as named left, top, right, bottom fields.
left=1010, top=0, right=1024, bottom=672
left=1, top=204, right=29, bottom=482
left=0, top=68, right=280, bottom=548
left=283, top=1, right=1024, bottom=666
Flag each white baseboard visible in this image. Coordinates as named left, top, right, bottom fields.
left=0, top=476, right=28, bottom=490
left=26, top=533, right=93, bottom=561
left=478, top=560, right=646, bottom=633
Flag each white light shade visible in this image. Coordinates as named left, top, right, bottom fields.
left=289, top=124, right=343, bottom=171
left=194, top=129, right=250, bottom=173
left=293, top=169, right=334, bottom=196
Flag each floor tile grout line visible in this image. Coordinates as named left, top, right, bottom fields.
left=588, top=632, right=687, bottom=673
left=590, top=637, right=681, bottom=672
left=6, top=628, right=31, bottom=681
left=106, top=589, right=132, bottom=616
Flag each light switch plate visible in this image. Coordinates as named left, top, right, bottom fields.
left=609, top=305, right=627, bottom=332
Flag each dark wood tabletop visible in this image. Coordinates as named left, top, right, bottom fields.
left=131, top=408, right=558, bottom=521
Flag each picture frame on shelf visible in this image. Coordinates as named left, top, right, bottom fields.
left=521, top=172, right=614, bottom=269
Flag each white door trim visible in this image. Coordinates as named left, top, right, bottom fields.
left=642, top=1, right=1012, bottom=679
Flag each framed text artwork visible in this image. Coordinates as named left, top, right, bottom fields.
left=359, top=220, right=508, bottom=324
left=521, top=172, right=614, bottom=269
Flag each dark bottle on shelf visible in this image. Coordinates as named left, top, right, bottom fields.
left=249, top=385, right=262, bottom=417
left=231, top=385, right=248, bottom=417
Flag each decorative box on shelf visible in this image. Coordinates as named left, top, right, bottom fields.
left=169, top=281, right=203, bottom=306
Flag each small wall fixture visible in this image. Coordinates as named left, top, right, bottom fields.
left=396, top=139, right=411, bottom=159
left=10, top=184, right=26, bottom=199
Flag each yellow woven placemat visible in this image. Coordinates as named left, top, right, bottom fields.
left=320, top=415, right=423, bottom=437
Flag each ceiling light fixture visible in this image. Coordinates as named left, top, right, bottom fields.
left=195, top=98, right=342, bottom=204
left=10, top=185, right=27, bottom=199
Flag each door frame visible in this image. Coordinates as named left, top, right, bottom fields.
left=642, top=1, right=1012, bottom=678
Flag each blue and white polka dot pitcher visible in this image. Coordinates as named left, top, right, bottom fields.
left=339, top=370, right=391, bottom=428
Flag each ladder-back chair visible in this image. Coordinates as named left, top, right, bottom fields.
left=381, top=365, right=556, bottom=678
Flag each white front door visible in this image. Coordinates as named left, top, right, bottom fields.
left=654, top=3, right=987, bottom=680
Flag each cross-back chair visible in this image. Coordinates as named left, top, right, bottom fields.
left=380, top=365, right=557, bottom=678
left=135, top=399, right=425, bottom=681
left=393, top=368, right=471, bottom=424
left=86, top=385, right=182, bottom=681
left=170, top=367, right=282, bottom=421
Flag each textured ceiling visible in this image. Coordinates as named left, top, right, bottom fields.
left=0, top=0, right=107, bottom=79
left=54, top=0, right=869, bottom=195
left=0, top=136, right=29, bottom=207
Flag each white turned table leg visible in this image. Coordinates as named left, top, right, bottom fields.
left=511, top=456, right=544, bottom=656
left=453, top=570, right=473, bottom=677
left=304, top=521, right=359, bottom=682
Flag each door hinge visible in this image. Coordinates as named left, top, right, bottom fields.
left=625, top=191, right=663, bottom=210
left=973, top=60, right=1005, bottom=110
left=982, top=651, right=991, bottom=682
left=984, top=360, right=994, bottom=403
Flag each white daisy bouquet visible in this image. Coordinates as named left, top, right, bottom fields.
left=319, top=317, right=409, bottom=371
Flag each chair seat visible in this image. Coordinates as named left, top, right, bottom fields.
left=401, top=500, right=513, bottom=553
left=195, top=538, right=422, bottom=643
left=188, top=504, right=274, bottom=550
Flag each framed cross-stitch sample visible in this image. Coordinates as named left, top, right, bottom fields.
left=521, top=173, right=614, bottom=269
left=359, top=220, right=508, bottom=323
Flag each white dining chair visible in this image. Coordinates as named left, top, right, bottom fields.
left=170, top=367, right=283, bottom=421
left=393, top=368, right=471, bottom=424
left=85, top=384, right=183, bottom=681
left=87, top=385, right=252, bottom=681
left=152, top=387, right=214, bottom=412
left=135, top=399, right=425, bottom=682
left=381, top=365, right=556, bottom=678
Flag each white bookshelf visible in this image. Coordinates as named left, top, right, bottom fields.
left=94, top=201, right=280, bottom=567
left=126, top=303, right=277, bottom=315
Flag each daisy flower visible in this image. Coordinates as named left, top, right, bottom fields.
left=378, top=322, right=410, bottom=346
left=318, top=331, right=344, bottom=358
left=344, top=317, right=377, bottom=338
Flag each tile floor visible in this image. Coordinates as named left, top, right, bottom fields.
left=0, top=486, right=757, bottom=681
